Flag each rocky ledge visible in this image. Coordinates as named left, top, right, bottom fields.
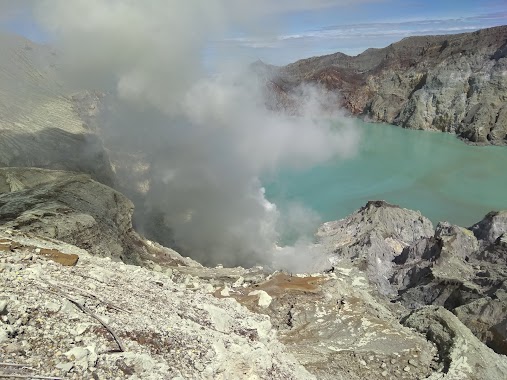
left=1, top=169, right=507, bottom=379
left=256, top=25, right=507, bottom=145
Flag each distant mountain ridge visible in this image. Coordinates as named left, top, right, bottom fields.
left=257, top=25, right=507, bottom=145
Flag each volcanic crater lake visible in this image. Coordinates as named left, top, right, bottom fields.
left=264, top=121, right=507, bottom=231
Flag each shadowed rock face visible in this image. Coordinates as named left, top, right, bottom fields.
left=0, top=33, right=115, bottom=185
left=257, top=25, right=507, bottom=145
left=354, top=203, right=507, bottom=358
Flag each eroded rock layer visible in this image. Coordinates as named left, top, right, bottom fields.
left=258, top=25, right=507, bottom=145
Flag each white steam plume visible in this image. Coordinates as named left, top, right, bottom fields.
left=32, top=1, right=360, bottom=269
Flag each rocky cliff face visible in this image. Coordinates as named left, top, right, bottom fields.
left=259, top=25, right=507, bottom=145
left=0, top=34, right=115, bottom=185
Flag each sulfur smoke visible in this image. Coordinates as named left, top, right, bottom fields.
left=31, top=1, right=360, bottom=269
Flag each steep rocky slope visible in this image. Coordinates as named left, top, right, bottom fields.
left=0, top=33, right=114, bottom=185
left=0, top=232, right=312, bottom=380
left=2, top=171, right=507, bottom=379
left=258, top=25, right=507, bottom=145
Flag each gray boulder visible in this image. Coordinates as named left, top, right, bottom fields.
left=469, top=210, right=507, bottom=248
left=317, top=200, right=434, bottom=295
left=454, top=298, right=507, bottom=355
left=403, top=306, right=507, bottom=380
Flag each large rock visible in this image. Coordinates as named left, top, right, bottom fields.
left=454, top=298, right=507, bottom=356
left=259, top=25, right=507, bottom=145
left=469, top=210, right=507, bottom=248
left=391, top=221, right=479, bottom=308
left=390, top=214, right=507, bottom=356
left=0, top=167, right=196, bottom=268
left=315, top=202, right=507, bottom=359
left=317, top=200, right=434, bottom=295
left=403, top=306, right=507, bottom=380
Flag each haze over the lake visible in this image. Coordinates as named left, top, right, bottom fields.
left=266, top=120, right=507, bottom=245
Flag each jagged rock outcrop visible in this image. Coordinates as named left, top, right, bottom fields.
left=388, top=213, right=507, bottom=356
left=391, top=221, right=480, bottom=308
left=258, top=25, right=507, bottom=145
left=314, top=200, right=507, bottom=359
left=0, top=168, right=196, bottom=268
left=403, top=306, right=507, bottom=380
left=469, top=210, right=507, bottom=248
left=317, top=200, right=434, bottom=295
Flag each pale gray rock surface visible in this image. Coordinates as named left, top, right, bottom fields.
left=0, top=232, right=313, bottom=380
left=317, top=200, right=434, bottom=295
left=470, top=210, right=507, bottom=248
left=403, top=306, right=507, bottom=380
left=219, top=269, right=437, bottom=380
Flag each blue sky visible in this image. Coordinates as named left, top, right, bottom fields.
left=216, top=0, right=507, bottom=64
left=1, top=0, right=506, bottom=66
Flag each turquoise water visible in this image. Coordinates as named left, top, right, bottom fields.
left=264, top=120, right=507, bottom=230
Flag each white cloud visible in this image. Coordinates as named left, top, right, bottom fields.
left=0, top=0, right=34, bottom=20
left=236, top=0, right=386, bottom=14
left=216, top=12, right=507, bottom=63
